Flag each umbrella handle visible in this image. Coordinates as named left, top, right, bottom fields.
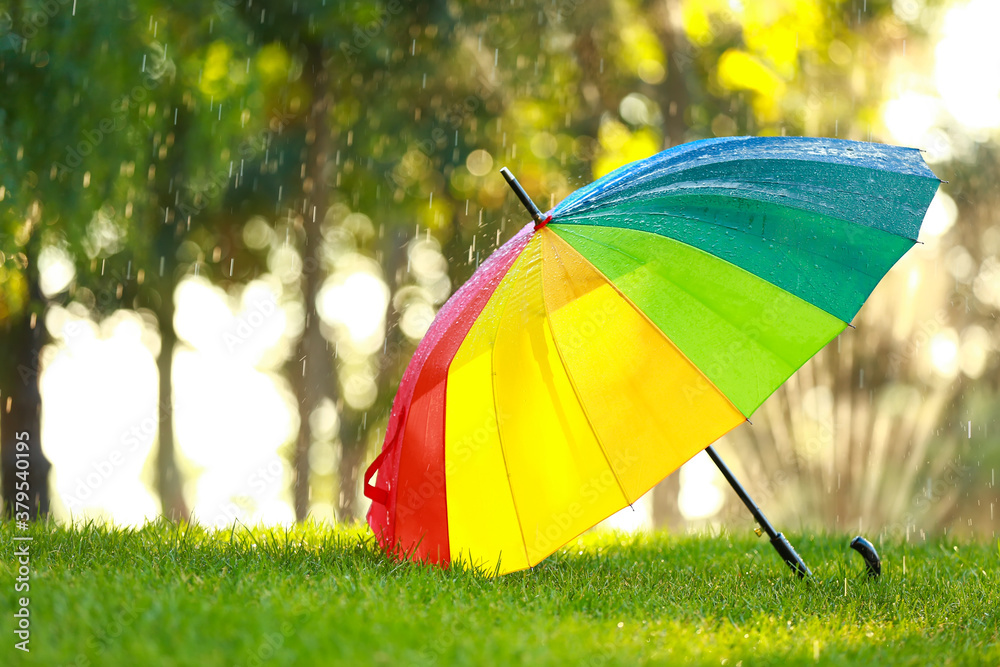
left=850, top=535, right=882, bottom=578
left=705, top=445, right=813, bottom=578
left=768, top=532, right=812, bottom=579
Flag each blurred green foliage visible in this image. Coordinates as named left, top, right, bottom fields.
left=0, top=0, right=996, bottom=534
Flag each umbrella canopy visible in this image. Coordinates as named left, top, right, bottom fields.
left=364, top=136, right=939, bottom=576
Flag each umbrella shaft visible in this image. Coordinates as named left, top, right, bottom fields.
left=500, top=167, right=546, bottom=225
left=705, top=445, right=812, bottom=578
left=705, top=445, right=777, bottom=539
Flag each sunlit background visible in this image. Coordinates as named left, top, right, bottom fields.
left=1, top=0, right=998, bottom=543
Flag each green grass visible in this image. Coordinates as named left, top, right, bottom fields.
left=1, top=520, right=997, bottom=666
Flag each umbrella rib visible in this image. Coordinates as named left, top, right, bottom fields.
left=562, top=179, right=923, bottom=243
left=558, top=171, right=928, bottom=242
left=567, top=176, right=919, bottom=218
left=538, top=231, right=635, bottom=509
left=487, top=242, right=536, bottom=569
left=559, top=206, right=903, bottom=283
left=544, top=226, right=750, bottom=425
left=553, top=224, right=847, bottom=375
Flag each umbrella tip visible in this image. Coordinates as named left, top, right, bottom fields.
left=500, top=166, right=546, bottom=226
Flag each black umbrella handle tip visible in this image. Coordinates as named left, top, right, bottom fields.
left=500, top=167, right=545, bottom=225
left=850, top=536, right=881, bottom=578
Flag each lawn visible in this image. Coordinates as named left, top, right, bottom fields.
left=1, top=520, right=997, bottom=666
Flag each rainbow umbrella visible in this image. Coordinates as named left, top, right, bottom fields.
left=364, top=136, right=939, bottom=577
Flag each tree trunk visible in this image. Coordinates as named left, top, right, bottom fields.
left=291, top=42, right=334, bottom=521
left=151, top=98, right=191, bottom=521
left=154, top=271, right=188, bottom=520
left=1, top=229, right=51, bottom=519
left=648, top=0, right=691, bottom=147
left=336, top=409, right=365, bottom=522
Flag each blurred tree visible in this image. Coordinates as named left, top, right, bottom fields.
left=0, top=0, right=148, bottom=517
left=3, top=0, right=995, bottom=539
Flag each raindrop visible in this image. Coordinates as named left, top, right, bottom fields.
left=141, top=54, right=146, bottom=72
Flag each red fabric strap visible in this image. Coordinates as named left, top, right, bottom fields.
left=363, top=448, right=390, bottom=505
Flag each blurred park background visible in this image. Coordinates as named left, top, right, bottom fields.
left=1, top=0, right=997, bottom=543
